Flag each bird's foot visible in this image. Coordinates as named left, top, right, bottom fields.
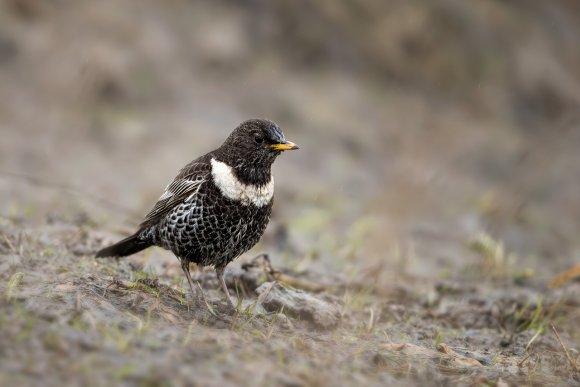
left=226, top=295, right=240, bottom=311
left=187, top=288, right=203, bottom=307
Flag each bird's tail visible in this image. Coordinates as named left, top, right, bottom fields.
left=95, top=232, right=152, bottom=258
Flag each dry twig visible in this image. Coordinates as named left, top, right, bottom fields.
left=551, top=324, right=579, bottom=372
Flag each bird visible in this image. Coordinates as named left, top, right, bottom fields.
left=96, top=118, right=299, bottom=307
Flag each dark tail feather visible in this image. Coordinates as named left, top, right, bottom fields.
left=95, top=233, right=152, bottom=258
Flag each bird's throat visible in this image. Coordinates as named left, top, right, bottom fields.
left=210, top=158, right=274, bottom=207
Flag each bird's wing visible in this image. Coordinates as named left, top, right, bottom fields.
left=139, top=158, right=212, bottom=228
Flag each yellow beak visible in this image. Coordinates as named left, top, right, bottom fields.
left=270, top=141, right=299, bottom=151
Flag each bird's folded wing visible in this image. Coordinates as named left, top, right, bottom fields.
left=140, top=161, right=211, bottom=228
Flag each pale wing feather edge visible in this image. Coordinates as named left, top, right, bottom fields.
left=139, top=162, right=210, bottom=227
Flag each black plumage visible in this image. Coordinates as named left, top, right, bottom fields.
left=96, top=119, right=298, bottom=306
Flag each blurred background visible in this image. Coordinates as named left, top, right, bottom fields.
left=1, top=0, right=580, bottom=286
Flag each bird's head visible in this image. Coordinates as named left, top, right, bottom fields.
left=220, top=118, right=299, bottom=167
left=216, top=118, right=299, bottom=185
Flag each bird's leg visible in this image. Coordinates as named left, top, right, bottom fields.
left=180, top=260, right=201, bottom=304
left=215, top=267, right=236, bottom=308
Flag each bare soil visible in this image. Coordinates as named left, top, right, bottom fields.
left=0, top=213, right=578, bottom=386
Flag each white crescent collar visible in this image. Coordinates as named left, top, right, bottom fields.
left=210, top=158, right=274, bottom=207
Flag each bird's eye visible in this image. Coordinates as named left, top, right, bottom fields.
left=254, top=135, right=264, bottom=144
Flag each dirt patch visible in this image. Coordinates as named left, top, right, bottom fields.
left=0, top=215, right=578, bottom=386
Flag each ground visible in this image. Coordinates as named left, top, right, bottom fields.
left=1, top=1, right=580, bottom=386
left=0, top=212, right=578, bottom=386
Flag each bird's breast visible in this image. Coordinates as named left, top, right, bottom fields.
left=210, top=158, right=274, bottom=207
